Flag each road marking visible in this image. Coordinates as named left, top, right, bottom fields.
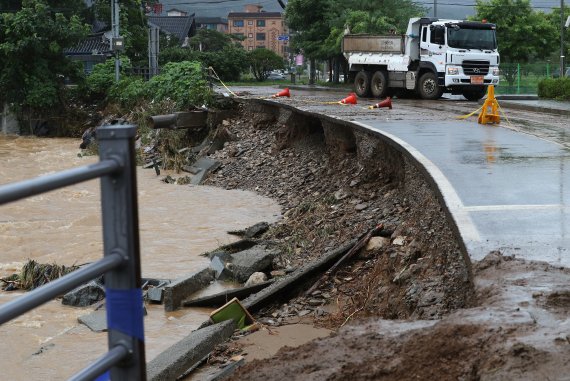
left=464, top=204, right=565, bottom=212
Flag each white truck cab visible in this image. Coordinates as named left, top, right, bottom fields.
left=343, top=17, right=500, bottom=101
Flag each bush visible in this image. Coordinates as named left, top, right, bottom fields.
left=538, top=77, right=570, bottom=100
left=147, top=61, right=211, bottom=109
left=108, top=77, right=148, bottom=108
left=84, top=57, right=132, bottom=101
left=160, top=46, right=248, bottom=82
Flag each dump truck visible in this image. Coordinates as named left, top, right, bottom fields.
left=342, top=17, right=500, bottom=101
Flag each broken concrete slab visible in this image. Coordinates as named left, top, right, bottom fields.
left=189, top=157, right=221, bottom=185
left=230, top=245, right=278, bottom=283
left=183, top=280, right=274, bottom=308
left=62, top=280, right=105, bottom=307
left=147, top=320, right=236, bottom=381
left=163, top=268, right=215, bottom=311
left=78, top=310, right=107, bottom=332
left=228, top=222, right=270, bottom=239
left=210, top=256, right=232, bottom=280
left=203, top=239, right=258, bottom=259
left=147, top=286, right=165, bottom=304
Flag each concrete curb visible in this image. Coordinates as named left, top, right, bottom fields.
left=163, top=268, right=215, bottom=311
left=147, top=320, right=236, bottom=381
left=497, top=100, right=570, bottom=116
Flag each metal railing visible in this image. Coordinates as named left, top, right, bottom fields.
left=0, top=125, right=146, bottom=380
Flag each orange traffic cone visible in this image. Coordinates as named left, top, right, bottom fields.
left=368, top=97, right=392, bottom=110
left=339, top=92, right=358, bottom=105
left=272, top=88, right=290, bottom=98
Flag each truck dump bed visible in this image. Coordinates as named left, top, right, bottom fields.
left=342, top=34, right=405, bottom=54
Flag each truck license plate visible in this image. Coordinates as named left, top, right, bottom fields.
left=471, top=76, right=484, bottom=85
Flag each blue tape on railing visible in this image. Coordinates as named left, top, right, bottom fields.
left=95, top=371, right=110, bottom=381
left=106, top=288, right=145, bottom=341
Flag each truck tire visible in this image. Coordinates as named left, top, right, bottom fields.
left=354, top=71, right=371, bottom=98
left=418, top=72, right=443, bottom=100
left=463, top=86, right=487, bottom=101
left=371, top=71, right=389, bottom=98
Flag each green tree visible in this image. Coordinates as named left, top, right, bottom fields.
left=473, top=0, right=558, bottom=84
left=285, top=0, right=332, bottom=83
left=248, top=48, right=284, bottom=81
left=189, top=29, right=234, bottom=52
left=0, top=0, right=89, bottom=115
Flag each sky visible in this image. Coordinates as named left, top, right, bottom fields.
left=159, top=0, right=565, bottom=19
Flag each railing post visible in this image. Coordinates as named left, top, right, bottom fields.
left=97, top=125, right=146, bottom=380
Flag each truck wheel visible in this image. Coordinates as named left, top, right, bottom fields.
left=463, top=87, right=487, bottom=101
left=354, top=71, right=371, bottom=98
left=371, top=71, right=389, bottom=98
left=418, top=72, right=443, bottom=100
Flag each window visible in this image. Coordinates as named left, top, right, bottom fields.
left=421, top=27, right=427, bottom=43
left=430, top=25, right=445, bottom=45
left=272, top=21, right=276, bottom=25
left=248, top=33, right=253, bottom=38
left=248, top=20, right=253, bottom=25
left=233, top=33, right=244, bottom=39
left=257, top=45, right=265, bottom=49
left=256, top=33, right=266, bottom=41
left=233, top=20, right=244, bottom=27
left=256, top=20, right=265, bottom=27
left=248, top=46, right=253, bottom=50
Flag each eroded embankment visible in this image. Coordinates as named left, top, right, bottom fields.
left=204, top=98, right=474, bottom=323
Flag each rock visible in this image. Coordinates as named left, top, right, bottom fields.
left=244, top=272, right=268, bottom=287
left=334, top=189, right=349, bottom=200
left=392, top=236, right=406, bottom=246
left=298, top=310, right=312, bottom=317
left=62, top=281, right=105, bottom=307
left=365, top=237, right=390, bottom=251
left=270, top=270, right=287, bottom=277
left=230, top=246, right=278, bottom=283
left=355, top=203, right=368, bottom=211
left=307, top=298, right=323, bottom=306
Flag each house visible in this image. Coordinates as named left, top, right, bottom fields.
left=147, top=14, right=196, bottom=47
left=64, top=31, right=112, bottom=75
left=227, top=4, right=289, bottom=59
left=195, top=17, right=228, bottom=33
left=166, top=8, right=187, bottom=17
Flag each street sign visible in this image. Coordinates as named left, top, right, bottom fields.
left=277, top=35, right=289, bottom=41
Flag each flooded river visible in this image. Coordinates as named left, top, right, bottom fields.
left=0, top=135, right=281, bottom=379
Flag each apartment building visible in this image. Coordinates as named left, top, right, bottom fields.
left=227, top=4, right=289, bottom=60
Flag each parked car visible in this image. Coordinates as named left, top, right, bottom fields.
left=267, top=71, right=285, bottom=80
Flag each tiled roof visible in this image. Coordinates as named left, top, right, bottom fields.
left=147, top=15, right=195, bottom=42
left=227, top=12, right=282, bottom=18
left=64, top=33, right=111, bottom=55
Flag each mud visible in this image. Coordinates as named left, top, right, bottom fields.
left=200, top=93, right=570, bottom=380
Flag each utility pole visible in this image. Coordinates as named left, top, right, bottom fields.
left=111, top=0, right=124, bottom=81
left=434, top=0, right=437, bottom=18
left=561, top=0, right=566, bottom=77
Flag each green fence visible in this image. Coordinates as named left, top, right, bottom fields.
left=496, top=62, right=568, bottom=95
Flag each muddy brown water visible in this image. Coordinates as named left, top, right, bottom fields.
left=0, top=135, right=281, bottom=379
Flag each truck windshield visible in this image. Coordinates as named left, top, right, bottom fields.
left=447, top=27, right=497, bottom=50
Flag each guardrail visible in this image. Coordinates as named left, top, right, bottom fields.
left=0, top=125, right=146, bottom=380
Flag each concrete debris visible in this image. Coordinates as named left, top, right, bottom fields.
left=62, top=280, right=105, bottom=307
left=229, top=245, right=278, bottom=283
